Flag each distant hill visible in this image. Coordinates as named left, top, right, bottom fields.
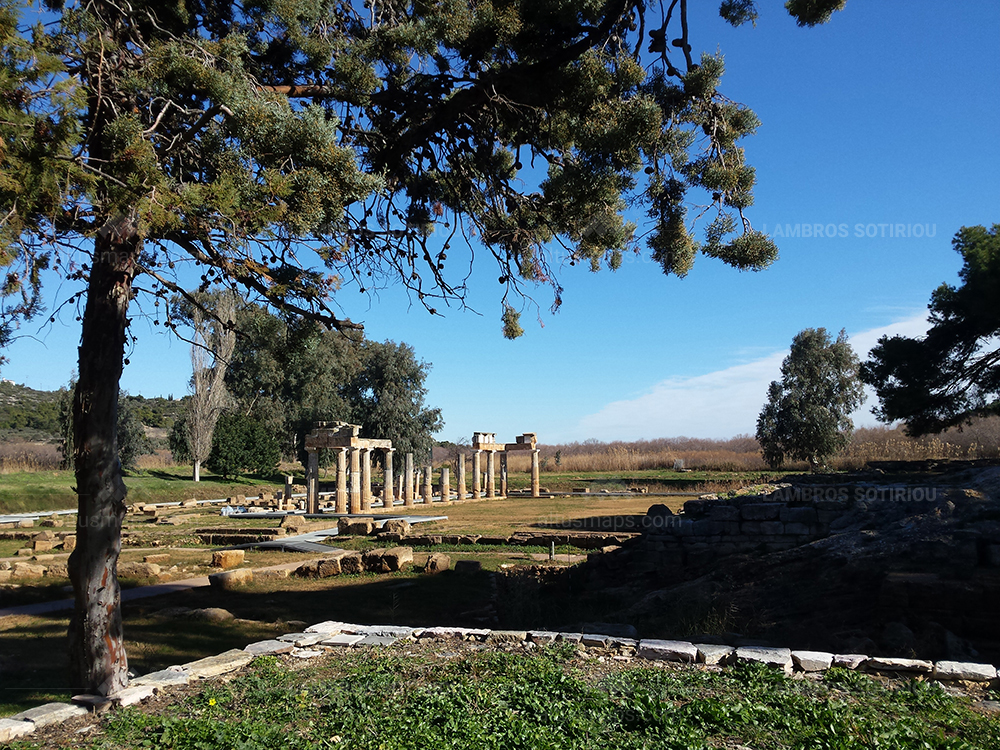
left=0, top=380, right=188, bottom=442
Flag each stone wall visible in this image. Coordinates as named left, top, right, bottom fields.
left=638, top=486, right=957, bottom=572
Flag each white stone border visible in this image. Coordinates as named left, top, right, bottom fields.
left=3, top=623, right=996, bottom=743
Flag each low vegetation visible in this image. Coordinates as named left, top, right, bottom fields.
left=14, top=650, right=1000, bottom=749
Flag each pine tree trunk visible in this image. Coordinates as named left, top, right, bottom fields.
left=67, top=222, right=139, bottom=696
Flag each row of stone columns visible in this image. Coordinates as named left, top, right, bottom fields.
left=304, top=447, right=542, bottom=514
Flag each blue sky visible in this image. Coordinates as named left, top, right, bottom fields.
left=3, top=1, right=998, bottom=445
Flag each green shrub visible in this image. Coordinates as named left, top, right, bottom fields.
left=206, top=411, right=279, bottom=479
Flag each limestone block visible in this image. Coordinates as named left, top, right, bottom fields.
left=209, top=568, right=253, bottom=590
left=182, top=498, right=199, bottom=507
left=792, top=650, right=834, bottom=672
left=211, top=549, right=246, bottom=569
left=0, top=570, right=10, bottom=582
left=741, top=504, right=782, bottom=521
left=759, top=521, right=784, bottom=535
left=294, top=561, right=319, bottom=578
left=244, top=639, right=295, bottom=656
left=637, top=639, right=699, bottom=663
left=580, top=634, right=610, bottom=648
left=696, top=644, right=735, bottom=665
left=528, top=631, right=559, bottom=645
left=380, top=547, right=414, bottom=572
left=933, top=661, right=998, bottom=682
left=144, top=553, right=171, bottom=564
left=182, top=649, right=254, bottom=679
left=291, top=649, right=324, bottom=659
left=189, top=607, right=234, bottom=622
left=362, top=549, right=386, bottom=572
left=708, top=506, right=740, bottom=522
left=15, top=547, right=33, bottom=556
left=118, top=562, right=161, bottom=579
left=865, top=657, right=933, bottom=674
left=832, top=654, right=868, bottom=669
left=382, top=518, right=411, bottom=535
left=277, top=633, right=328, bottom=647
left=0, top=719, right=35, bottom=742
left=424, top=552, right=451, bottom=573
left=13, top=562, right=45, bottom=578
left=34, top=530, right=54, bottom=541
left=281, top=515, right=308, bottom=532
left=132, top=669, right=191, bottom=687
left=783, top=523, right=812, bottom=536
left=304, top=621, right=349, bottom=634
left=736, top=647, right=793, bottom=671
left=317, top=557, right=343, bottom=577
left=339, top=552, right=364, bottom=574
left=487, top=630, right=528, bottom=644
left=11, top=702, right=89, bottom=728
left=116, top=685, right=157, bottom=706
left=557, top=633, right=583, bottom=643
left=357, top=634, right=400, bottom=647
left=741, top=521, right=761, bottom=535
left=61, top=534, right=76, bottom=551
left=16, top=519, right=34, bottom=528
left=338, top=518, right=375, bottom=536
left=45, top=563, right=68, bottom=578
left=780, top=507, right=818, bottom=524
left=320, top=634, right=365, bottom=647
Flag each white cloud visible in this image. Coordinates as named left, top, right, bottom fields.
left=575, top=313, right=930, bottom=441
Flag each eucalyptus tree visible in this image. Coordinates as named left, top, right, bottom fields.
left=0, top=0, right=846, bottom=696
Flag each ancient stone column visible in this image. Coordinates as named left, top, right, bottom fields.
left=486, top=450, right=496, bottom=499
left=472, top=450, right=482, bottom=499
left=499, top=452, right=508, bottom=498
left=335, top=448, right=348, bottom=514
left=349, top=447, right=362, bottom=514
left=440, top=466, right=451, bottom=505
left=361, top=448, right=372, bottom=512
left=306, top=451, right=319, bottom=514
left=404, top=452, right=415, bottom=507
left=383, top=448, right=395, bottom=510
left=531, top=449, right=541, bottom=498
left=457, top=454, right=466, bottom=502
left=422, top=465, right=433, bottom=504
left=283, top=475, right=294, bottom=511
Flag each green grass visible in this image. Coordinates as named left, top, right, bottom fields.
left=0, top=466, right=287, bottom=514
left=15, top=651, right=998, bottom=749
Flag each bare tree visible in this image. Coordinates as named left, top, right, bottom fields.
left=186, top=292, right=236, bottom=482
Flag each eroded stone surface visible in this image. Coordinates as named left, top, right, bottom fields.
left=320, top=634, right=365, bottom=647
left=736, top=647, right=793, bottom=671
left=637, top=640, right=699, bottom=663
left=116, top=685, right=157, bottom=706
left=245, top=639, right=295, bottom=656
left=11, top=702, right=88, bottom=728
left=934, top=661, right=998, bottom=682
left=865, top=657, right=933, bottom=674
left=183, top=648, right=254, bottom=678
left=792, top=650, right=834, bottom=672
left=305, top=620, right=349, bottom=634
left=832, top=654, right=868, bottom=669
left=0, top=718, right=35, bottom=742
left=528, top=631, right=559, bottom=645
left=132, top=669, right=191, bottom=687
left=696, top=644, right=735, bottom=666
left=208, top=568, right=253, bottom=590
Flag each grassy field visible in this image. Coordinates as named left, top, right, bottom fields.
left=0, top=466, right=286, bottom=514
left=11, top=648, right=1000, bottom=749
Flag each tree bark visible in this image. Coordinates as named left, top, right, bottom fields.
left=67, top=221, right=139, bottom=696
left=193, top=458, right=201, bottom=482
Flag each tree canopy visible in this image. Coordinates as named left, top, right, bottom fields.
left=861, top=224, right=1000, bottom=436
left=756, top=327, right=863, bottom=470
left=0, top=0, right=848, bottom=697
